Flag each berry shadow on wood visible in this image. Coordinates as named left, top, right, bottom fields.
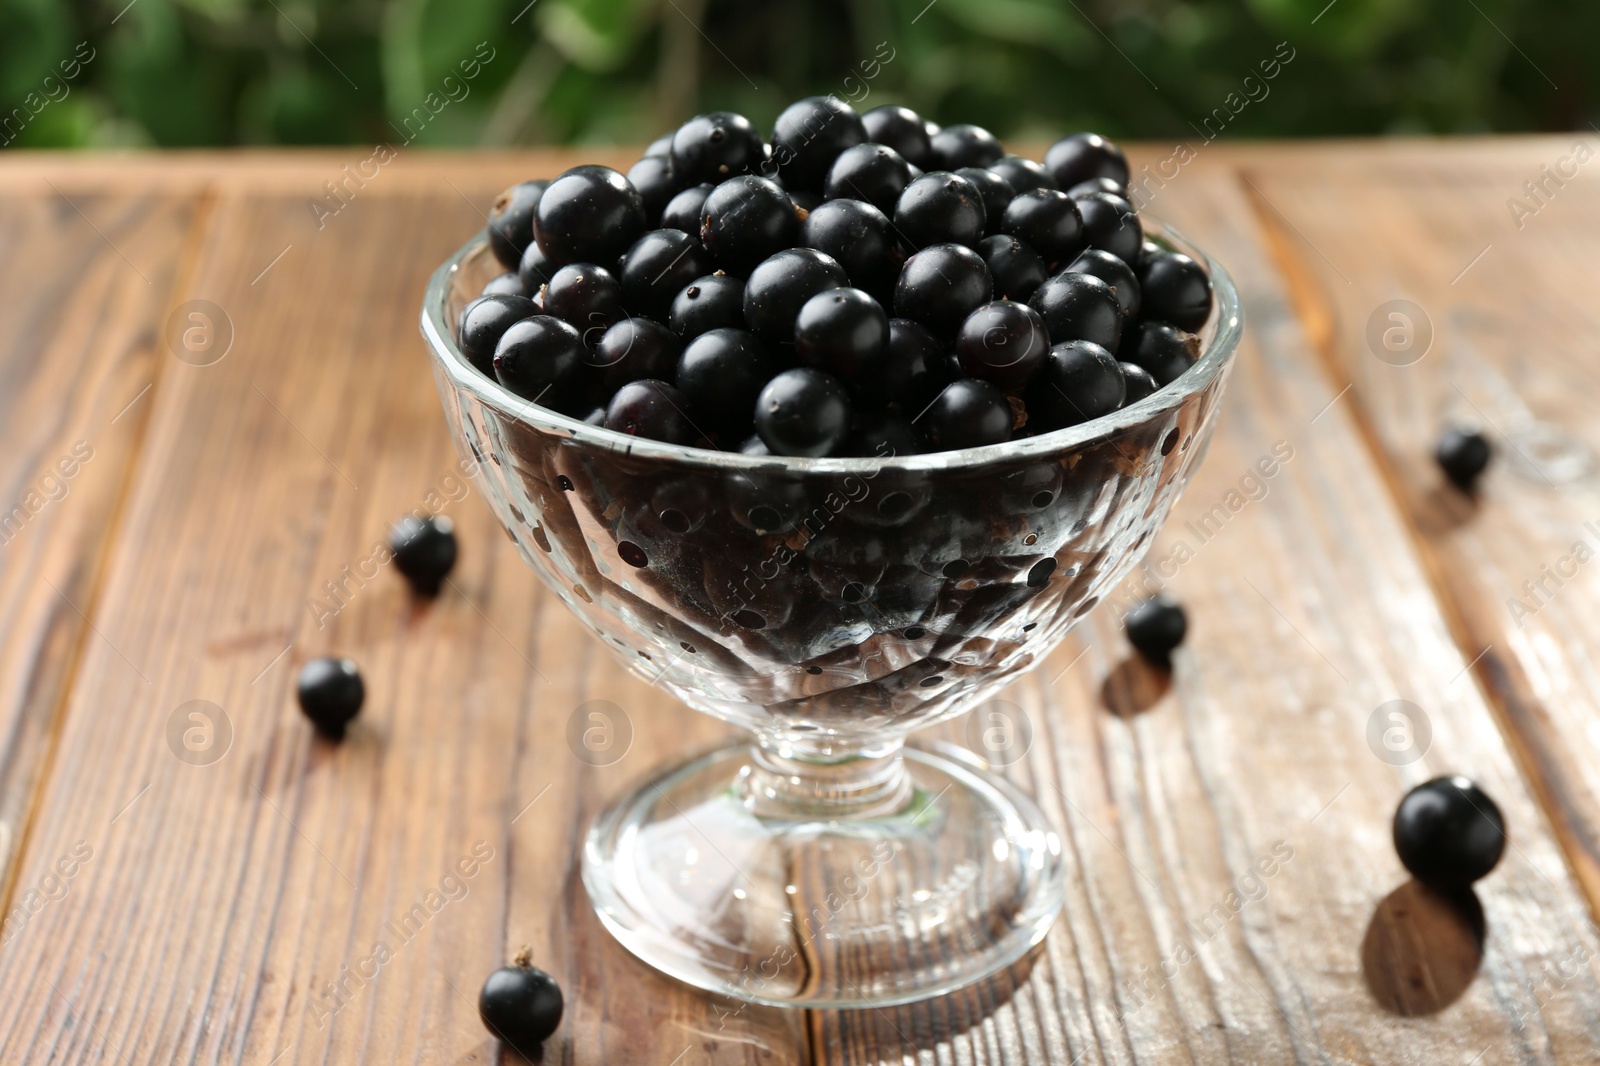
left=1361, top=879, right=1485, bottom=1017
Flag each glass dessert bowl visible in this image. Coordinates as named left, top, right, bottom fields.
left=421, top=221, right=1241, bottom=1008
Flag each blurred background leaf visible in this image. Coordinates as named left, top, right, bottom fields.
left=2, top=0, right=1588, bottom=150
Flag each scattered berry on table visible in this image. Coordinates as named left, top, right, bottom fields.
left=296, top=657, right=364, bottom=738
left=1393, top=776, right=1506, bottom=890
left=389, top=514, right=458, bottom=596
left=1123, top=595, right=1187, bottom=663
left=461, top=110, right=1215, bottom=457
left=1435, top=427, right=1492, bottom=490
left=479, top=954, right=564, bottom=1053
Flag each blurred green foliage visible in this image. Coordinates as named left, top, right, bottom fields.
left=1, top=0, right=1588, bottom=150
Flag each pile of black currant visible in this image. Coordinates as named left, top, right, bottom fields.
left=458, top=97, right=1213, bottom=457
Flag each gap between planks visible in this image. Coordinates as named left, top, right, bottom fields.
left=1234, top=165, right=1600, bottom=923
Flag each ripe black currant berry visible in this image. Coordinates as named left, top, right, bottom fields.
left=955, top=167, right=1016, bottom=234
left=1139, top=251, right=1214, bottom=332
left=857, top=317, right=952, bottom=411
left=604, top=379, right=696, bottom=444
left=799, top=198, right=901, bottom=302
left=479, top=959, right=564, bottom=1053
left=618, top=229, right=711, bottom=321
left=487, top=180, right=548, bottom=269
left=661, top=182, right=715, bottom=233
left=481, top=272, right=528, bottom=298
left=955, top=300, right=1049, bottom=390
left=458, top=294, right=537, bottom=377
left=389, top=514, right=458, bottom=596
left=671, top=111, right=766, bottom=185
left=1026, top=340, right=1126, bottom=431
left=743, top=248, right=848, bottom=341
left=1069, top=247, right=1141, bottom=318
left=920, top=378, right=1012, bottom=451
left=1067, top=176, right=1128, bottom=199
left=593, top=317, right=680, bottom=391
left=1436, top=427, right=1492, bottom=490
left=699, top=175, right=799, bottom=275
left=847, top=410, right=923, bottom=457
left=988, top=155, right=1056, bottom=194
left=789, top=189, right=824, bottom=213
left=1029, top=271, right=1122, bottom=350
left=1123, top=595, right=1186, bottom=663
left=676, top=327, right=779, bottom=437
left=861, top=105, right=934, bottom=169
left=1119, top=361, right=1160, bottom=406
left=928, top=123, right=1003, bottom=170
left=978, top=234, right=1047, bottom=302
left=1074, top=191, right=1143, bottom=264
left=825, top=143, right=915, bottom=215
left=493, top=315, right=589, bottom=406
left=894, top=242, right=993, bottom=341
left=795, top=287, right=890, bottom=380
left=541, top=263, right=626, bottom=343
left=1393, top=776, right=1506, bottom=890
left=1002, top=189, right=1085, bottom=268
left=669, top=274, right=746, bottom=339
left=518, top=241, right=557, bottom=293
left=894, top=171, right=986, bottom=250
left=296, top=657, right=364, bottom=738
left=755, top=367, right=853, bottom=457
left=770, top=96, right=867, bottom=193
left=646, top=131, right=674, bottom=156
left=1123, top=321, right=1198, bottom=385
left=534, top=165, right=646, bottom=266
left=1044, top=133, right=1130, bottom=191
left=626, top=154, right=680, bottom=225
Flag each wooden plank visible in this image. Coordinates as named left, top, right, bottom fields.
left=0, top=171, right=801, bottom=1062
left=0, top=187, right=202, bottom=901
left=1243, top=139, right=1600, bottom=913
left=813, top=159, right=1600, bottom=1062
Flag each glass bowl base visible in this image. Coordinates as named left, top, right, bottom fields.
left=582, top=742, right=1066, bottom=1008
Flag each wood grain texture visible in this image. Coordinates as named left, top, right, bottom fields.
left=0, top=187, right=202, bottom=899
left=1, top=145, right=1600, bottom=1065
left=0, top=177, right=800, bottom=1064
left=809, top=157, right=1600, bottom=1064
left=1243, top=138, right=1600, bottom=913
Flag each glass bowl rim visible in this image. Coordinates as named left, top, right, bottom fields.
left=419, top=216, right=1243, bottom=474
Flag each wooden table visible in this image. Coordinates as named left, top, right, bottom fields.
left=2, top=139, right=1599, bottom=1064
